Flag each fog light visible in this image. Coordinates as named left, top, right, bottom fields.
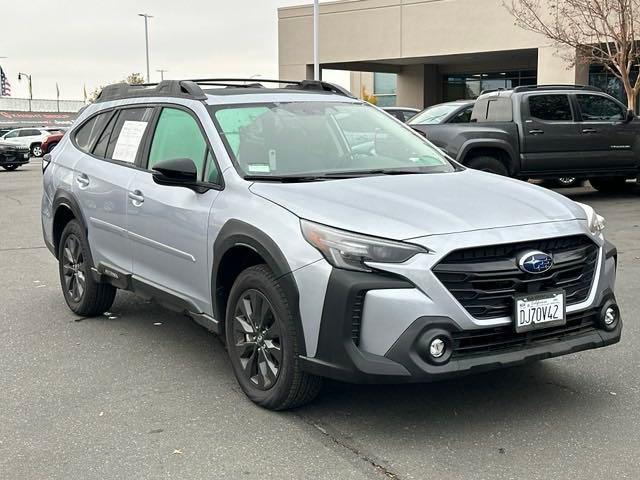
left=599, top=301, right=620, bottom=331
left=604, top=307, right=617, bottom=326
left=429, top=338, right=446, bottom=358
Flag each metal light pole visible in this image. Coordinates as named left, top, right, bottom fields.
left=138, top=13, right=153, bottom=82
left=156, top=69, right=168, bottom=81
left=18, top=72, right=33, bottom=111
left=313, top=0, right=320, bottom=80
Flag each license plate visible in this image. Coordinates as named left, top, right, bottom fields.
left=24, top=154, right=29, bottom=159
left=515, top=290, right=566, bottom=333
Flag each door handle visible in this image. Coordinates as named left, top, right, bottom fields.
left=76, top=173, right=90, bottom=187
left=582, top=128, right=598, bottom=134
left=128, top=190, right=144, bottom=205
left=528, top=129, right=544, bottom=135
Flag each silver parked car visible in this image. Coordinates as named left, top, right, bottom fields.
left=42, top=79, right=622, bottom=410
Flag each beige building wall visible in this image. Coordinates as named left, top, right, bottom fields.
left=278, top=0, right=584, bottom=108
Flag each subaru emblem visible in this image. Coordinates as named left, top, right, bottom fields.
left=518, top=250, right=554, bottom=274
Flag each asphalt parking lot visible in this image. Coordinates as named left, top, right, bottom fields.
left=1, top=160, right=639, bottom=480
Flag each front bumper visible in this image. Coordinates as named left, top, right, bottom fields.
left=0, top=150, right=30, bottom=165
left=299, top=232, right=621, bottom=384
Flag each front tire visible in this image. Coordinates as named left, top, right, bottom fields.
left=589, top=177, right=627, bottom=193
left=58, top=220, right=116, bottom=316
left=2, top=164, right=19, bottom=171
left=225, top=264, right=322, bottom=410
left=466, top=155, right=509, bottom=176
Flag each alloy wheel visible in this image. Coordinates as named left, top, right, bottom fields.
left=232, top=289, right=282, bottom=390
left=32, top=146, right=43, bottom=157
left=62, top=234, right=86, bottom=302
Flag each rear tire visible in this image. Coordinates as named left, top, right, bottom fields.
left=2, top=165, right=19, bottom=171
left=589, top=177, right=627, bottom=193
left=48, top=142, right=59, bottom=152
left=466, top=156, right=509, bottom=176
left=58, top=220, right=116, bottom=316
left=31, top=143, right=43, bottom=157
left=225, top=264, right=322, bottom=410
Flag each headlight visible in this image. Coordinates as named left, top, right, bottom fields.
left=300, top=219, right=427, bottom=272
left=575, top=202, right=605, bottom=234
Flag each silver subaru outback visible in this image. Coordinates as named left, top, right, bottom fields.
left=41, top=79, right=622, bottom=410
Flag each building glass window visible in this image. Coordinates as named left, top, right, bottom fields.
left=373, top=73, right=397, bottom=107
left=443, top=70, right=537, bottom=102
left=589, top=64, right=638, bottom=110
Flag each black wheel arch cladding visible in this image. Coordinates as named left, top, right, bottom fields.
left=52, top=190, right=89, bottom=258
left=212, top=219, right=307, bottom=356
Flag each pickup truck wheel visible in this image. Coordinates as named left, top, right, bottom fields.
left=226, top=264, right=322, bottom=410
left=2, top=164, right=20, bottom=171
left=58, top=220, right=117, bottom=316
left=589, top=177, right=627, bottom=193
left=466, top=156, right=508, bottom=176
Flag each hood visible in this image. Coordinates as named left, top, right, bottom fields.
left=249, top=170, right=586, bottom=240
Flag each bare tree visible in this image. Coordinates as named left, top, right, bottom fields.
left=505, top=0, right=640, bottom=111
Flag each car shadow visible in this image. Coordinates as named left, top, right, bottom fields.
left=552, top=181, right=640, bottom=200
left=95, top=292, right=609, bottom=439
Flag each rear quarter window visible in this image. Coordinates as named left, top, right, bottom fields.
left=74, top=112, right=112, bottom=153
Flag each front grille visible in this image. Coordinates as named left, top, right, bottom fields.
left=433, top=235, right=599, bottom=320
left=451, top=308, right=599, bottom=358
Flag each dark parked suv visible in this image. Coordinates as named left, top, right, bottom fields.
left=415, top=85, right=639, bottom=192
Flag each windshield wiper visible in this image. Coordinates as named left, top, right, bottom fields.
left=243, top=174, right=353, bottom=183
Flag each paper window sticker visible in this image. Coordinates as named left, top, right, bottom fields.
left=112, top=121, right=148, bottom=163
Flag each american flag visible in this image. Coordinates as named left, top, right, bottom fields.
left=0, top=66, right=11, bottom=96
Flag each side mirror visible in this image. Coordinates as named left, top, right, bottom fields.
left=410, top=125, right=427, bottom=137
left=624, top=109, right=635, bottom=123
left=152, top=158, right=207, bottom=192
left=42, top=153, right=52, bottom=173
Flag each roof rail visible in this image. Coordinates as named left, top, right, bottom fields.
left=480, top=87, right=505, bottom=95
left=96, top=80, right=208, bottom=103
left=512, top=84, right=602, bottom=93
left=95, top=78, right=355, bottom=103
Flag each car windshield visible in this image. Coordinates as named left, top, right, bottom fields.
left=209, top=101, right=453, bottom=179
left=408, top=104, right=465, bottom=125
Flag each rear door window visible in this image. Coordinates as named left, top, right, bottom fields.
left=91, top=113, right=117, bottom=158
left=105, top=107, right=154, bottom=163
left=527, top=95, right=573, bottom=121
left=74, top=112, right=112, bottom=153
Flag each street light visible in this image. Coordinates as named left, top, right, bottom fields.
left=156, top=69, right=168, bottom=81
left=138, top=13, right=153, bottom=83
left=18, top=72, right=33, bottom=111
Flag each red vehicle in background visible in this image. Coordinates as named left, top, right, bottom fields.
left=41, top=131, right=65, bottom=154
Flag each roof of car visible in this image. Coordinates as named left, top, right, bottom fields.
left=95, top=79, right=357, bottom=104
left=477, top=84, right=602, bottom=100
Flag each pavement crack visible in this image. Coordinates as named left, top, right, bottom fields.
left=297, top=415, right=402, bottom=479
left=3, top=195, right=23, bottom=206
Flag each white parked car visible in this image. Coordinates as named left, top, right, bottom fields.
left=1, top=127, right=63, bottom=157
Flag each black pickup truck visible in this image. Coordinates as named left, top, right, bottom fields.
left=412, top=85, right=640, bottom=192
